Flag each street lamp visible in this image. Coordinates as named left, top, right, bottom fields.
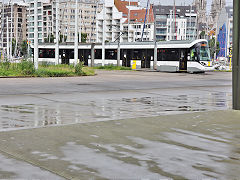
left=34, top=0, right=38, bottom=69
left=55, top=0, right=59, bottom=65
left=74, top=0, right=78, bottom=66
left=112, top=25, right=125, bottom=67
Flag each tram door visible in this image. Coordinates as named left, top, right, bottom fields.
left=179, top=49, right=187, bottom=71
left=141, top=55, right=147, bottom=68
left=60, top=49, right=70, bottom=64
left=121, top=49, right=130, bottom=67
left=79, top=49, right=90, bottom=66
left=141, top=49, right=151, bottom=68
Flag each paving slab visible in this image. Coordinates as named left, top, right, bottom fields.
left=0, top=110, right=239, bottom=179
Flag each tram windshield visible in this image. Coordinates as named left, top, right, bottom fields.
left=190, top=42, right=211, bottom=61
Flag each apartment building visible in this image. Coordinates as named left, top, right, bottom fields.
left=96, top=0, right=123, bottom=43
left=59, top=0, right=102, bottom=43
left=27, top=0, right=102, bottom=44
left=27, top=0, right=56, bottom=44
left=0, top=2, right=3, bottom=48
left=120, top=2, right=154, bottom=42
left=96, top=0, right=154, bottom=43
left=153, top=5, right=198, bottom=41
left=122, top=7, right=154, bottom=42
left=0, top=2, right=27, bottom=48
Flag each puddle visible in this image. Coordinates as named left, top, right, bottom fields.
left=0, top=92, right=232, bottom=131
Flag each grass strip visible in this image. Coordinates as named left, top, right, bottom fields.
left=93, top=65, right=132, bottom=70
left=0, top=61, right=95, bottom=77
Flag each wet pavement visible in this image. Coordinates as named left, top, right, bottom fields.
left=0, top=71, right=232, bottom=131
left=0, top=110, right=239, bottom=179
left=0, top=70, right=238, bottom=179
left=0, top=153, right=63, bottom=179
left=0, top=90, right=232, bottom=130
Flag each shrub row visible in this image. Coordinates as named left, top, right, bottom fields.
left=93, top=64, right=132, bottom=70
left=0, top=60, right=94, bottom=77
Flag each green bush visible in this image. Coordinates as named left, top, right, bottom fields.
left=35, top=68, right=74, bottom=77
left=0, top=61, right=95, bottom=77
left=17, top=60, right=35, bottom=75
left=75, top=62, right=84, bottom=76
left=82, top=67, right=95, bottom=76
left=41, top=61, right=51, bottom=67
left=0, top=61, right=11, bottom=70
left=94, top=65, right=131, bottom=70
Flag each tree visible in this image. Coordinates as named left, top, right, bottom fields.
left=60, top=34, right=63, bottom=43
left=78, top=33, right=87, bottom=43
left=81, top=33, right=87, bottom=43
left=59, top=34, right=67, bottom=43
left=20, top=40, right=28, bottom=57
left=49, top=34, right=55, bottom=43
left=12, top=38, right=16, bottom=55
left=208, top=37, right=220, bottom=59
left=199, top=31, right=205, bottom=39
left=44, top=34, right=55, bottom=43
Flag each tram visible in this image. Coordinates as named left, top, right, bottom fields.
left=155, top=39, right=214, bottom=72
left=37, top=39, right=214, bottom=73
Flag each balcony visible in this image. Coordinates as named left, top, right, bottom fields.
left=156, top=25, right=167, bottom=28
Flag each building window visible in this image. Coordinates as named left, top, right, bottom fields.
left=156, top=15, right=167, bottom=19
left=135, top=32, right=141, bottom=35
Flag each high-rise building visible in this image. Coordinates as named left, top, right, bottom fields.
left=96, top=0, right=123, bottom=43
left=121, top=4, right=154, bottom=42
left=96, top=0, right=154, bottom=43
left=27, top=0, right=57, bottom=44
left=153, top=5, right=198, bottom=41
left=59, top=0, right=102, bottom=43
left=0, top=2, right=27, bottom=50
left=0, top=2, right=3, bottom=49
left=27, top=0, right=102, bottom=44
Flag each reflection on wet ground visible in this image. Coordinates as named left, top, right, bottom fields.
left=60, top=133, right=238, bottom=180
left=0, top=91, right=232, bottom=130
left=8, top=111, right=237, bottom=179
left=0, top=153, right=63, bottom=179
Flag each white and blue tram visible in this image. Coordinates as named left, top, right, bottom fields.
left=37, top=39, right=214, bottom=73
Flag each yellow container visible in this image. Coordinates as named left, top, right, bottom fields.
left=132, top=60, right=137, bottom=70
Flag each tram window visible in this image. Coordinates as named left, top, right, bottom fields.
left=190, top=42, right=209, bottom=62
left=95, top=49, right=102, bottom=59
left=190, top=48, right=198, bottom=61
left=199, top=43, right=210, bottom=61
left=39, top=49, right=43, bottom=58
left=105, top=49, right=117, bottom=60
left=158, top=49, right=180, bottom=61
left=69, top=50, right=74, bottom=59
left=39, top=49, right=55, bottom=58
left=132, top=50, right=141, bottom=60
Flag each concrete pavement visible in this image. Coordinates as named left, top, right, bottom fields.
left=0, top=70, right=232, bottom=130
left=0, top=110, right=240, bottom=179
left=0, top=70, right=238, bottom=179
